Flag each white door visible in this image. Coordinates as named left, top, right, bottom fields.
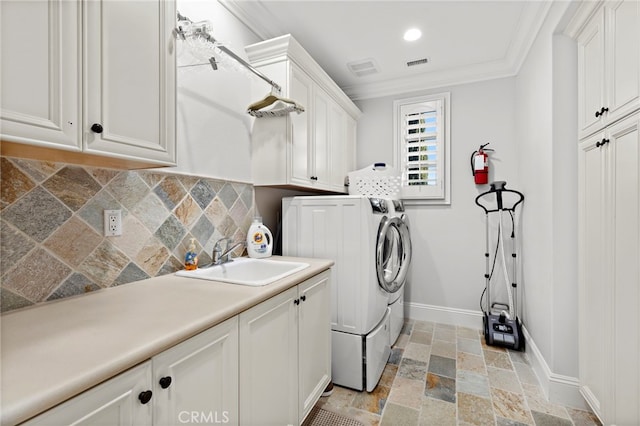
left=609, top=113, right=640, bottom=425
left=376, top=216, right=412, bottom=294
left=239, top=286, right=298, bottom=426
left=83, top=0, right=175, bottom=165
left=290, top=64, right=313, bottom=186
left=577, top=7, right=606, bottom=138
left=298, top=272, right=331, bottom=423
left=152, top=317, right=239, bottom=426
left=604, top=0, right=640, bottom=127
left=578, top=131, right=609, bottom=419
left=0, top=0, right=81, bottom=150
left=24, top=362, right=153, bottom=426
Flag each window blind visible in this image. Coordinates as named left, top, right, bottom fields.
left=405, top=108, right=439, bottom=187
left=393, top=92, right=450, bottom=204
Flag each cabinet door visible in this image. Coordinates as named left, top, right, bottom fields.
left=313, top=89, right=330, bottom=187
left=0, top=0, right=80, bottom=150
left=578, top=131, right=610, bottom=420
left=605, top=0, right=640, bottom=126
left=609, top=113, right=640, bottom=425
left=83, top=0, right=176, bottom=165
left=24, top=362, right=153, bottom=426
left=152, top=317, right=239, bottom=426
left=298, top=272, right=331, bottom=423
left=239, top=287, right=298, bottom=426
left=290, top=64, right=314, bottom=186
left=577, top=6, right=606, bottom=138
left=328, top=98, right=349, bottom=192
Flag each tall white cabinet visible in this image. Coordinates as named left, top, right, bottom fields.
left=0, top=0, right=176, bottom=167
left=574, top=0, right=640, bottom=424
left=245, top=35, right=361, bottom=193
left=576, top=0, right=639, bottom=139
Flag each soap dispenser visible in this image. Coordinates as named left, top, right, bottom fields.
left=184, top=238, right=198, bottom=270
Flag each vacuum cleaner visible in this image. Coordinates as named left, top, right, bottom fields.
left=475, top=181, right=525, bottom=351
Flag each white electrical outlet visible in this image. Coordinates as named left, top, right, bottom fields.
left=104, top=209, right=122, bottom=236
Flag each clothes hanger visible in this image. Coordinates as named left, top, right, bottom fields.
left=246, top=88, right=305, bottom=117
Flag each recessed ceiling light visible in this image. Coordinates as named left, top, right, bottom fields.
left=403, top=28, right=422, bottom=42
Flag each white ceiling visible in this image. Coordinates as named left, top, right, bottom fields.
left=222, top=0, right=553, bottom=100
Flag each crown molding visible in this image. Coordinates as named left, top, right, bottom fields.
left=564, top=0, right=603, bottom=39
left=222, top=0, right=555, bottom=101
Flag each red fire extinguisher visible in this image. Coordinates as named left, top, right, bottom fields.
left=470, top=143, right=493, bottom=185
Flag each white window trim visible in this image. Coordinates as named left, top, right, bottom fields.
left=393, top=92, right=451, bottom=205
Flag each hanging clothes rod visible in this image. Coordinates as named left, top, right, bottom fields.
left=174, top=12, right=282, bottom=93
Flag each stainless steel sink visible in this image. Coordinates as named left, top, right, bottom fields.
left=175, top=257, right=309, bottom=286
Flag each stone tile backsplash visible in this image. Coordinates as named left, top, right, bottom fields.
left=0, top=156, right=255, bottom=313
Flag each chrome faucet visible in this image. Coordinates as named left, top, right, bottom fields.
left=212, top=238, right=246, bottom=265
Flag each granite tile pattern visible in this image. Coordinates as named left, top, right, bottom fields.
left=0, top=156, right=255, bottom=312
left=317, top=321, right=601, bottom=426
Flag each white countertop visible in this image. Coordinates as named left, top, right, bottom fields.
left=0, top=256, right=333, bottom=425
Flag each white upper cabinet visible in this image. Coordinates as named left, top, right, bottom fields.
left=0, top=0, right=176, bottom=168
left=246, top=35, right=361, bottom=193
left=0, top=0, right=81, bottom=150
left=83, top=0, right=175, bottom=165
left=576, top=0, right=640, bottom=138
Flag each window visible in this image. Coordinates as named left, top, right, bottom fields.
left=393, top=93, right=450, bottom=204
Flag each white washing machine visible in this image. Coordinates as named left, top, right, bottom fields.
left=282, top=195, right=411, bottom=392
left=385, top=200, right=412, bottom=347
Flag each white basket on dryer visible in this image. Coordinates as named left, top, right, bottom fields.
left=347, top=163, right=401, bottom=198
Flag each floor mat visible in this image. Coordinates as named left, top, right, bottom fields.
left=302, top=406, right=365, bottom=426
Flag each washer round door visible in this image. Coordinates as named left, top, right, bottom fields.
left=376, top=216, right=412, bottom=294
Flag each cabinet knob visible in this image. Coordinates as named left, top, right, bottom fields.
left=300, top=295, right=306, bottom=302
left=595, top=107, right=609, bottom=118
left=138, top=390, right=153, bottom=405
left=90, top=123, right=104, bottom=133
left=159, top=376, right=172, bottom=389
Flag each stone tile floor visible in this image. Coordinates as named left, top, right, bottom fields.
left=316, top=320, right=602, bottom=426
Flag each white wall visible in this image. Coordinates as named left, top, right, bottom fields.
left=356, top=77, right=519, bottom=318
left=515, top=0, right=581, bottom=406
left=170, top=1, right=261, bottom=183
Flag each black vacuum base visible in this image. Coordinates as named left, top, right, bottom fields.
left=483, top=313, right=524, bottom=351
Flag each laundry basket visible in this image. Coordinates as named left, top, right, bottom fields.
left=347, top=163, right=402, bottom=198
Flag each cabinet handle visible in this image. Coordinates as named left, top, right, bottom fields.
left=595, top=107, right=609, bottom=118
left=159, top=376, right=172, bottom=389
left=138, top=390, right=153, bottom=405
left=300, top=295, right=306, bottom=302
left=294, top=298, right=300, bottom=305
left=310, top=176, right=318, bottom=181
left=90, top=123, right=104, bottom=134
left=596, top=138, right=610, bottom=148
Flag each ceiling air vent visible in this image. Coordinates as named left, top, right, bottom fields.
left=406, top=57, right=429, bottom=67
left=347, top=58, right=380, bottom=77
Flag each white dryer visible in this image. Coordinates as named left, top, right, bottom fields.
left=385, top=200, right=412, bottom=346
left=282, top=195, right=411, bottom=392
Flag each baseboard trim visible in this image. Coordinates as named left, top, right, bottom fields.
left=520, top=326, right=590, bottom=410
left=405, top=302, right=484, bottom=330
left=405, top=302, right=589, bottom=410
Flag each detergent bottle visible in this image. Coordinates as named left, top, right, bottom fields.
left=246, top=217, right=273, bottom=258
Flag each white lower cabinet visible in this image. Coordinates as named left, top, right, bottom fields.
left=24, top=317, right=239, bottom=426
left=21, top=272, right=331, bottom=426
left=239, top=271, right=331, bottom=426
left=152, top=317, right=239, bottom=426
left=23, top=362, right=154, bottom=426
